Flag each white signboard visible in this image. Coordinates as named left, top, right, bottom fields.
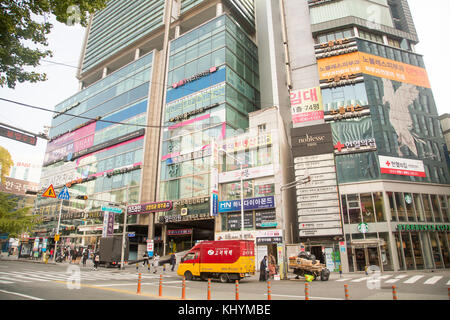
left=298, top=207, right=341, bottom=216
left=295, top=166, right=335, bottom=176
left=295, top=153, right=334, bottom=163
left=378, top=155, right=426, bottom=177
left=219, top=164, right=274, bottom=183
left=78, top=224, right=119, bottom=232
left=300, top=228, right=343, bottom=237
left=299, top=221, right=342, bottom=229
left=298, top=214, right=341, bottom=223
left=296, top=186, right=338, bottom=195
left=296, top=179, right=337, bottom=189
left=294, top=160, right=335, bottom=170
left=297, top=193, right=339, bottom=202
left=297, top=200, right=340, bottom=209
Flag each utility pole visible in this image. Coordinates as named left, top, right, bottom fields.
left=120, top=185, right=130, bottom=270
left=52, top=199, right=63, bottom=262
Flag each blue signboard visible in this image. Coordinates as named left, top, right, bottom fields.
left=57, top=186, right=70, bottom=200
left=166, top=67, right=226, bottom=103
left=219, top=196, right=275, bottom=213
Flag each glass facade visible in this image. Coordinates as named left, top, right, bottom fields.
left=35, top=53, right=154, bottom=243
left=344, top=191, right=450, bottom=271
left=159, top=15, right=259, bottom=204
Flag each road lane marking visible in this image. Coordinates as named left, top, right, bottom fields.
left=265, top=293, right=343, bottom=300
left=0, top=289, right=43, bottom=300
left=51, top=280, right=187, bottom=300
left=424, top=276, right=442, bottom=285
left=385, top=275, right=408, bottom=283
left=403, top=275, right=424, bottom=284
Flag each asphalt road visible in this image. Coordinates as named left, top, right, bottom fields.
left=0, top=259, right=448, bottom=301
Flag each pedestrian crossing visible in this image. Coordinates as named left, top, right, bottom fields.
left=335, top=274, right=447, bottom=285
left=0, top=269, right=174, bottom=285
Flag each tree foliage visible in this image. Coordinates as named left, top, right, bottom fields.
left=0, top=146, right=13, bottom=184
left=0, top=192, right=39, bottom=238
left=0, top=0, right=107, bottom=88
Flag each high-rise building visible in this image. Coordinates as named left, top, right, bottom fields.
left=267, top=0, right=450, bottom=272
left=32, top=0, right=449, bottom=272
left=33, top=0, right=271, bottom=261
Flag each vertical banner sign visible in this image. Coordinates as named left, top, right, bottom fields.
left=102, top=212, right=109, bottom=237
left=290, top=87, right=324, bottom=128
left=147, top=239, right=154, bottom=257
left=107, top=213, right=115, bottom=236
left=210, top=140, right=219, bottom=216
left=42, top=238, right=48, bottom=252
left=33, top=238, right=40, bottom=252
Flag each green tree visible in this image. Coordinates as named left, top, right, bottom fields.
left=0, top=0, right=107, bottom=88
left=0, top=146, right=13, bottom=184
left=0, top=192, right=39, bottom=238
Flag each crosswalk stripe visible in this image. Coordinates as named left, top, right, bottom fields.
left=351, top=277, right=368, bottom=282
left=0, top=274, right=31, bottom=283
left=446, top=280, right=450, bottom=286
left=424, top=276, right=442, bottom=284
left=0, top=280, right=14, bottom=284
left=335, top=278, right=350, bottom=281
left=28, top=271, right=68, bottom=281
left=403, top=275, right=424, bottom=284
left=9, top=272, right=50, bottom=282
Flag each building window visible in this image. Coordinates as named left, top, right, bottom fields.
left=394, top=192, right=407, bottom=221
left=258, top=123, right=266, bottom=134
left=361, top=193, right=375, bottom=223
left=347, top=194, right=361, bottom=224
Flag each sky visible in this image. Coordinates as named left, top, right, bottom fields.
left=0, top=0, right=449, bottom=183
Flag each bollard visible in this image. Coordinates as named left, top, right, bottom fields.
left=181, top=276, right=186, bottom=300
left=136, top=262, right=139, bottom=271
left=448, top=288, right=450, bottom=300
left=159, top=274, right=163, bottom=297
left=267, top=280, right=272, bottom=300
left=148, top=263, right=150, bottom=272
left=392, top=285, right=398, bottom=300
left=235, top=280, right=239, bottom=300
left=344, top=284, right=350, bottom=300
left=137, top=273, right=142, bottom=294
left=207, top=278, right=211, bottom=300
left=305, top=282, right=309, bottom=300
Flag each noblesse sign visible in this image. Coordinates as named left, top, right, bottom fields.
left=291, top=124, right=334, bottom=157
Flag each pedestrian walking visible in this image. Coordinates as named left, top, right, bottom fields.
left=142, top=252, right=149, bottom=266
left=71, top=248, right=77, bottom=264
left=93, top=251, right=100, bottom=270
left=82, top=249, right=88, bottom=267
left=170, top=253, right=176, bottom=271
left=153, top=253, right=160, bottom=274
left=259, top=256, right=268, bottom=281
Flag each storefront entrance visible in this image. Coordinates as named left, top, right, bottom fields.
left=351, top=241, right=382, bottom=271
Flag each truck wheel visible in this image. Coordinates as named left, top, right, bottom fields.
left=219, top=273, right=229, bottom=283
left=184, top=271, right=193, bottom=281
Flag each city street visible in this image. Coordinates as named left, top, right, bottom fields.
left=0, top=258, right=448, bottom=301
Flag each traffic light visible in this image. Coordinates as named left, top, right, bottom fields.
left=76, top=195, right=88, bottom=200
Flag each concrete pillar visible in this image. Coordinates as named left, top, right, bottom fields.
left=216, top=2, right=223, bottom=16
left=134, top=48, right=141, bottom=60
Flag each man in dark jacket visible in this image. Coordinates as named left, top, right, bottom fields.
left=170, top=253, right=176, bottom=271
left=259, top=256, right=268, bottom=281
